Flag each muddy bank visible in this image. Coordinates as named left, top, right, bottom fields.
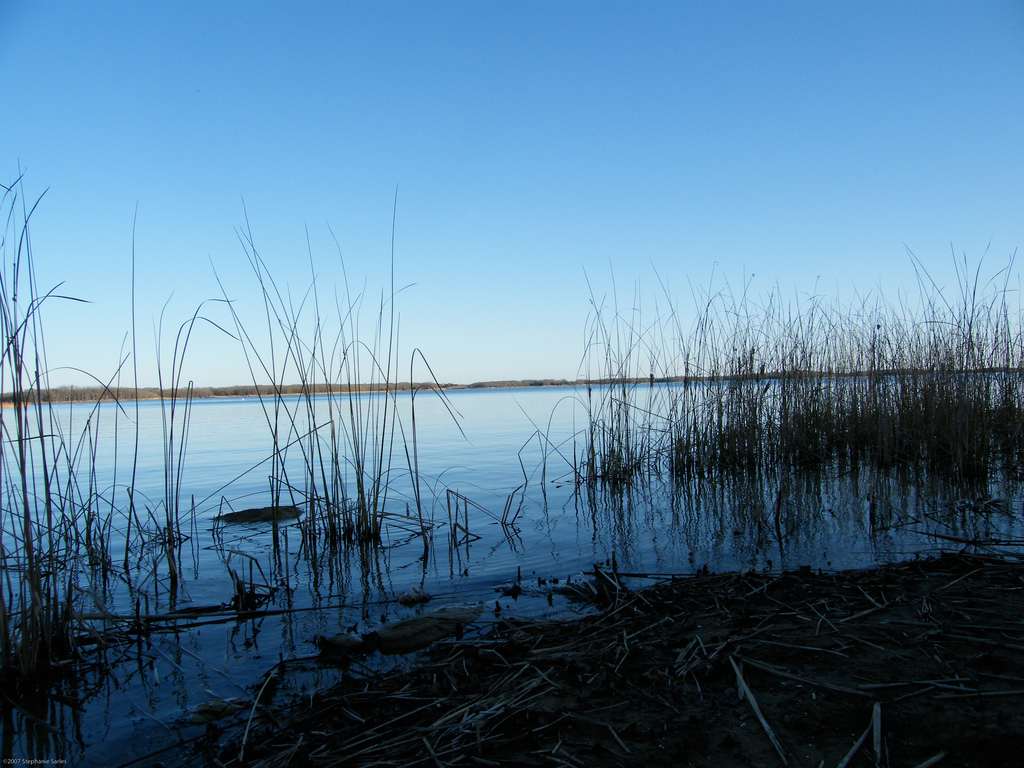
left=201, top=552, right=1024, bottom=767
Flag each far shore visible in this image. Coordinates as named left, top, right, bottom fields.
left=1, top=377, right=587, bottom=406
left=3, top=366, right=1019, bottom=406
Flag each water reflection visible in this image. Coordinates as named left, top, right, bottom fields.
left=2, top=387, right=1021, bottom=765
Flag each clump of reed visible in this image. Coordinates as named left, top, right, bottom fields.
left=0, top=179, right=460, bottom=702
left=0, top=179, right=203, bottom=698
left=577, top=275, right=680, bottom=490
left=581, top=257, right=1024, bottom=487
left=0, top=177, right=113, bottom=689
left=215, top=210, right=459, bottom=570
left=214, top=220, right=394, bottom=552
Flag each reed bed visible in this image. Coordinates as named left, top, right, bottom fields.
left=580, top=259, right=1024, bottom=488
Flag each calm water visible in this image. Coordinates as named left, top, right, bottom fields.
left=5, top=385, right=1022, bottom=766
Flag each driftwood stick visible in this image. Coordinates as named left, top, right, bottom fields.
left=909, top=753, right=946, bottom=768
left=729, top=656, right=787, bottom=765
left=836, top=719, right=871, bottom=768
left=872, top=702, right=882, bottom=768
left=737, top=655, right=871, bottom=698
left=422, top=736, right=446, bottom=767
left=238, top=666, right=278, bottom=763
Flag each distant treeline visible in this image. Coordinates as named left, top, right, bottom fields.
left=5, top=368, right=1017, bottom=405
left=3, top=380, right=557, bottom=403
left=5, top=377, right=623, bottom=403
left=2, top=382, right=448, bottom=404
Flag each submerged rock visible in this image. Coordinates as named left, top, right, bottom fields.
left=368, top=604, right=483, bottom=654
left=397, top=587, right=432, bottom=606
left=317, top=604, right=484, bottom=659
left=215, top=505, right=301, bottom=524
left=184, top=697, right=248, bottom=724
left=316, top=632, right=369, bottom=656
left=496, top=582, right=523, bottom=598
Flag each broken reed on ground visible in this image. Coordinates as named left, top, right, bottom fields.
left=580, top=258, right=1024, bottom=489
left=218, top=551, right=1024, bottom=768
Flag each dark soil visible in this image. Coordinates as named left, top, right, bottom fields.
left=214, top=552, right=1024, bottom=767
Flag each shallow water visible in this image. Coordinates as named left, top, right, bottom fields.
left=3, top=385, right=1022, bottom=766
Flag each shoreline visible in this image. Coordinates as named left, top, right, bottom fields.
left=198, top=550, right=1024, bottom=767
left=7, top=366, right=1021, bottom=406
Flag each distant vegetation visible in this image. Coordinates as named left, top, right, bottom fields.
left=4, top=381, right=450, bottom=403
left=2, top=379, right=572, bottom=403
left=23, top=367, right=1020, bottom=405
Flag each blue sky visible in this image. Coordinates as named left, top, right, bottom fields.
left=2, top=1, right=1022, bottom=385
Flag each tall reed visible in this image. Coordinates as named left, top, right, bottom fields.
left=580, top=258, right=1024, bottom=487
left=214, top=210, right=460, bottom=570
left=0, top=177, right=102, bottom=686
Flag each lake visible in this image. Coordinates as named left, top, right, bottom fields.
left=4, top=384, right=1021, bottom=766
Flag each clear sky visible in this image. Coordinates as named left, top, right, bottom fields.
left=2, top=2, right=1022, bottom=386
